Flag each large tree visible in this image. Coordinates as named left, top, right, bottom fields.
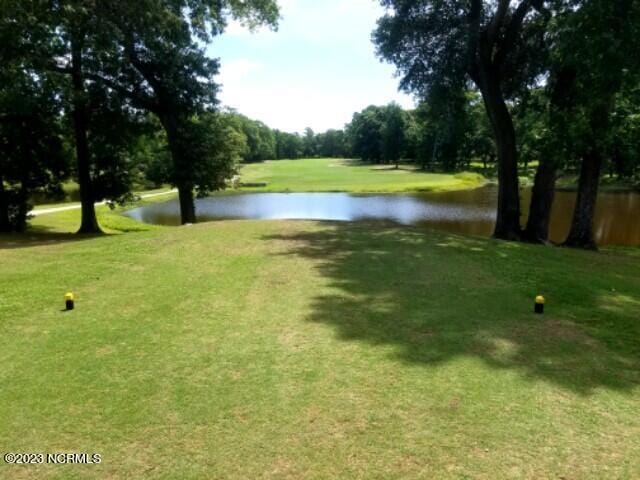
left=374, top=0, right=551, bottom=240
left=524, top=0, right=640, bottom=248
left=348, top=105, right=387, bottom=163
left=561, top=0, right=639, bottom=249
left=0, top=65, right=67, bottom=232
left=3, top=0, right=141, bottom=233
left=45, top=1, right=122, bottom=233
left=91, top=0, right=279, bottom=224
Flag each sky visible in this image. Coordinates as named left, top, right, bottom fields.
left=208, top=0, right=415, bottom=134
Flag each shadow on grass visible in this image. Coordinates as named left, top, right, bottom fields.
left=0, top=228, right=102, bottom=250
left=264, top=222, right=640, bottom=395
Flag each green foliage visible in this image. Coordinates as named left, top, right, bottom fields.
left=551, top=0, right=640, bottom=163
left=128, top=117, right=173, bottom=189
left=274, top=130, right=304, bottom=159
left=344, top=96, right=495, bottom=173
left=315, top=129, right=350, bottom=158
left=373, top=1, right=551, bottom=100
left=514, top=1, right=640, bottom=179
left=0, top=60, right=68, bottom=231
left=221, top=111, right=275, bottom=162
left=347, top=105, right=387, bottom=163
left=83, top=85, right=149, bottom=204
left=610, top=82, right=640, bottom=180
left=302, top=127, right=317, bottom=157
left=146, top=113, right=244, bottom=195
left=413, top=89, right=478, bottom=171
left=381, top=103, right=406, bottom=166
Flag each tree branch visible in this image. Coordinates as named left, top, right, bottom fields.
left=488, top=0, right=511, bottom=44
left=47, top=64, right=73, bottom=75
left=494, top=0, right=537, bottom=65
left=466, top=0, right=484, bottom=81
left=84, top=72, right=157, bottom=112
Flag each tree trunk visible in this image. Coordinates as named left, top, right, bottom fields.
left=71, top=35, right=101, bottom=234
left=178, top=184, right=196, bottom=224
left=477, top=69, right=521, bottom=240
left=564, top=150, right=603, bottom=249
left=523, top=67, right=577, bottom=243
left=16, top=183, right=29, bottom=233
left=159, top=112, right=197, bottom=224
left=523, top=158, right=557, bottom=243
left=0, top=172, right=10, bottom=233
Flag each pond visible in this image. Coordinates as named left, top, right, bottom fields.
left=124, top=186, right=640, bottom=246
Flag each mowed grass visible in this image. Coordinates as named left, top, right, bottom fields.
left=238, top=158, right=486, bottom=193
left=1, top=206, right=640, bottom=479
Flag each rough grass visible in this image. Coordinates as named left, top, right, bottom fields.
left=1, top=206, right=640, bottom=479
left=238, top=158, right=486, bottom=193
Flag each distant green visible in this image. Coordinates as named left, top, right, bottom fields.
left=238, top=158, right=486, bottom=193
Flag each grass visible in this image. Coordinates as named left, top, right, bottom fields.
left=1, top=203, right=640, bottom=478
left=237, top=158, right=486, bottom=193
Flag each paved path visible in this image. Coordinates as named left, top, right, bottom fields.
left=31, top=189, right=177, bottom=216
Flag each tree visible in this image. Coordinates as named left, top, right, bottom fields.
left=348, top=106, right=386, bottom=162
left=302, top=127, right=317, bottom=157
left=609, top=82, right=640, bottom=182
left=381, top=103, right=406, bottom=168
left=225, top=113, right=276, bottom=162
left=521, top=70, right=576, bottom=243
left=375, top=0, right=551, bottom=240
left=2, top=0, right=156, bottom=233
left=413, top=88, right=476, bottom=172
left=90, top=0, right=279, bottom=224
left=274, top=130, right=304, bottom=159
left=522, top=0, right=640, bottom=248
left=316, top=129, right=349, bottom=158
left=0, top=66, right=67, bottom=232
left=83, top=84, right=147, bottom=205
left=468, top=96, right=497, bottom=174
left=561, top=0, right=639, bottom=249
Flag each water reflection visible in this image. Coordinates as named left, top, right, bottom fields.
left=125, top=187, right=640, bottom=246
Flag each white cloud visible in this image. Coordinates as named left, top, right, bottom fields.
left=218, top=59, right=264, bottom=84
left=212, top=0, right=415, bottom=133
left=219, top=78, right=414, bottom=133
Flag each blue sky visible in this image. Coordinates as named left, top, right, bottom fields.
left=208, top=0, right=415, bottom=134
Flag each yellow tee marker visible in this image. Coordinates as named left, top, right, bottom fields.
left=65, top=292, right=75, bottom=311
left=535, top=295, right=545, bottom=314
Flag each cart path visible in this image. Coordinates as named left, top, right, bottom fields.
left=31, top=190, right=177, bottom=216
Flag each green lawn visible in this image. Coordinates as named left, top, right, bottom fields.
left=238, top=158, right=486, bottom=192
left=1, top=204, right=640, bottom=479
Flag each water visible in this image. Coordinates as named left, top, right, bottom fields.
left=124, top=186, right=640, bottom=246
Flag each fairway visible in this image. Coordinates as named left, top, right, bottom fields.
left=4, top=0, right=640, bottom=477
left=238, top=158, right=486, bottom=193
left=1, top=207, right=640, bottom=479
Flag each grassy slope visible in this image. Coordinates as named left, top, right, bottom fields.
left=1, top=207, right=640, bottom=479
left=238, top=158, right=486, bottom=193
